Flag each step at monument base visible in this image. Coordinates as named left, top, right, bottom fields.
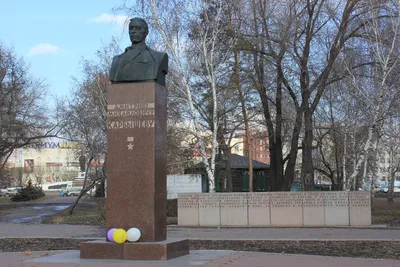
left=80, top=238, right=189, bottom=260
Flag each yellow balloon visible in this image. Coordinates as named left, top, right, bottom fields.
left=112, top=229, right=127, bottom=244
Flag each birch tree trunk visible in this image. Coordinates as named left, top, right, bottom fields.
left=143, top=0, right=232, bottom=192
left=345, top=2, right=400, bottom=189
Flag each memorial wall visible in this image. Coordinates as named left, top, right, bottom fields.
left=177, top=191, right=371, bottom=227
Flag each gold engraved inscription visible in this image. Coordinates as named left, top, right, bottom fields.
left=107, top=102, right=155, bottom=130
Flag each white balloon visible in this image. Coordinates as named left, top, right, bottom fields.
left=127, top=227, right=141, bottom=242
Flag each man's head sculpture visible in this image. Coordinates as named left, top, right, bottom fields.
left=129, top=18, right=149, bottom=44
left=109, top=17, right=168, bottom=86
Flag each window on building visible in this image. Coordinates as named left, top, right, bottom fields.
left=260, top=154, right=263, bottom=158
left=256, top=154, right=259, bottom=158
left=234, top=145, right=239, bottom=152
left=260, top=146, right=263, bottom=151
left=260, top=140, right=264, bottom=145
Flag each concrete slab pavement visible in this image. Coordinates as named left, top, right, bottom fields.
left=0, top=223, right=105, bottom=238
left=1, top=250, right=400, bottom=267
left=167, top=226, right=400, bottom=241
left=2, top=223, right=400, bottom=240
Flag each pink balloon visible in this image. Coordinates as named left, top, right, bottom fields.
left=107, top=228, right=117, bottom=242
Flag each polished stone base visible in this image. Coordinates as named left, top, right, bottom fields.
left=80, top=238, right=189, bottom=260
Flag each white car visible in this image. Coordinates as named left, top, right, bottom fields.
left=380, top=187, right=400, bottom=193
left=2, top=188, right=20, bottom=197
left=0, top=189, right=8, bottom=197
left=65, top=188, right=89, bottom=197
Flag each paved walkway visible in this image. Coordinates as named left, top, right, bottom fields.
left=1, top=223, right=400, bottom=240
left=1, top=195, right=400, bottom=266
left=168, top=226, right=400, bottom=240
left=1, top=250, right=399, bottom=266
left=2, top=195, right=400, bottom=241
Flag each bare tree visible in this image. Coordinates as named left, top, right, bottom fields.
left=345, top=1, right=400, bottom=189
left=381, top=117, right=400, bottom=203
left=111, top=0, right=395, bottom=193
left=0, top=42, right=61, bottom=183
left=114, top=0, right=235, bottom=192
left=58, top=40, right=119, bottom=213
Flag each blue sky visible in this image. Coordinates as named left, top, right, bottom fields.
left=1, top=0, right=130, bottom=101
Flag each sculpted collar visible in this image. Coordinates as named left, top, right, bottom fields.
left=124, top=42, right=147, bottom=53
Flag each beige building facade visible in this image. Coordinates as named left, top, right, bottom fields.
left=6, top=139, right=82, bottom=185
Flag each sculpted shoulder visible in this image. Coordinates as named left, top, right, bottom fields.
left=148, top=47, right=167, bottom=60
left=112, top=47, right=132, bottom=61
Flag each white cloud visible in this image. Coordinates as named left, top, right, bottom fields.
left=28, top=43, right=63, bottom=57
left=87, top=13, right=129, bottom=27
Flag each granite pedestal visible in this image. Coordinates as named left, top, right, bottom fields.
left=80, top=82, right=189, bottom=260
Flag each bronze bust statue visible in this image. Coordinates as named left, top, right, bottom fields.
left=79, top=155, right=86, bottom=172
left=109, top=18, right=168, bottom=86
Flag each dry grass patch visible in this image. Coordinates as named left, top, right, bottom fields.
left=372, top=198, right=400, bottom=226
left=42, top=199, right=105, bottom=226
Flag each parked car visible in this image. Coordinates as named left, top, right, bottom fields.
left=66, top=188, right=89, bottom=197
left=0, top=189, right=8, bottom=197
left=380, top=187, right=400, bottom=193
left=66, top=189, right=81, bottom=197
left=4, top=189, right=20, bottom=197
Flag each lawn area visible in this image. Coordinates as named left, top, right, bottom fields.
left=42, top=198, right=178, bottom=226
left=372, top=197, right=400, bottom=226
left=0, top=197, right=11, bottom=204
left=42, top=198, right=106, bottom=225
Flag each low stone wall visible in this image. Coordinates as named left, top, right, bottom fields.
left=177, top=191, right=371, bottom=227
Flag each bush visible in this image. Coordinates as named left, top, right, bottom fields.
left=11, top=180, right=45, bottom=202
left=167, top=198, right=177, bottom=217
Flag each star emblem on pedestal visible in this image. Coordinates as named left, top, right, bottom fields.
left=127, top=143, right=134, bottom=150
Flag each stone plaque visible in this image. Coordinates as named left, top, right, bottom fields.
left=106, top=82, right=167, bottom=242
left=220, top=193, right=248, bottom=226
left=177, top=194, right=199, bottom=226
left=270, top=192, right=303, bottom=226
left=199, top=194, right=221, bottom=226
left=303, top=192, right=325, bottom=226
left=248, top=193, right=270, bottom=226
left=324, top=191, right=349, bottom=226
left=349, top=191, right=371, bottom=226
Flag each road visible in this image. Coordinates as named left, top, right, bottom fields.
left=0, top=195, right=81, bottom=224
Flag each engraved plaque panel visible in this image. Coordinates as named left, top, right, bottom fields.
left=324, top=191, right=349, bottom=226
left=349, top=191, right=371, bottom=226
left=248, top=193, right=270, bottom=226
left=270, top=192, right=303, bottom=226
left=199, top=193, right=221, bottom=226
left=220, top=193, right=248, bottom=226
left=303, top=192, right=325, bottom=226
left=177, top=194, right=199, bottom=226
